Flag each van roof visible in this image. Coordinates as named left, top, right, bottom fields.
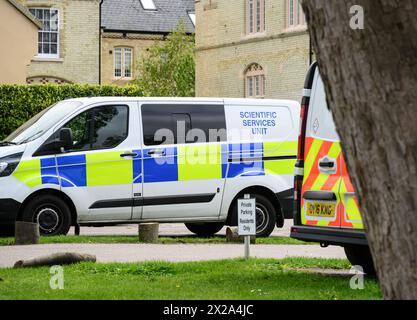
left=66, top=97, right=300, bottom=107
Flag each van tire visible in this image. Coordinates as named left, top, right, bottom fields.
left=344, top=245, right=376, bottom=275
left=184, top=222, right=224, bottom=237
left=230, top=194, right=276, bottom=237
left=22, top=194, right=72, bottom=236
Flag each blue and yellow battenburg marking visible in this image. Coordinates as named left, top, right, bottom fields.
left=12, top=141, right=297, bottom=188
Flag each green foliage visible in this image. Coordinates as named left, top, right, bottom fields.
left=0, top=235, right=313, bottom=246
left=0, top=258, right=382, bottom=300
left=0, top=84, right=144, bottom=140
left=134, top=22, right=195, bottom=97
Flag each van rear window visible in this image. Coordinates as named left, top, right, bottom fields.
left=309, top=73, right=340, bottom=142
left=141, top=104, right=226, bottom=146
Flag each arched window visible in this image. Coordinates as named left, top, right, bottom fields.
left=26, top=76, right=70, bottom=85
left=246, top=0, right=265, bottom=34
left=245, top=63, right=265, bottom=98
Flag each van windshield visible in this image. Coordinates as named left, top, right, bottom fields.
left=4, top=101, right=83, bottom=145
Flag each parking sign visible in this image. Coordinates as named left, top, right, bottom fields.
left=238, top=197, right=256, bottom=236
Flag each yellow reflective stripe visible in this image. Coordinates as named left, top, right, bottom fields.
left=178, top=144, right=222, bottom=181
left=86, top=151, right=133, bottom=186
left=263, top=141, right=298, bottom=157
left=340, top=179, right=364, bottom=229
left=265, top=159, right=296, bottom=176
left=12, top=159, right=42, bottom=188
left=303, top=139, right=323, bottom=181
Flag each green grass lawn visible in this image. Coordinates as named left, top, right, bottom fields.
left=0, top=258, right=381, bottom=300
left=0, top=235, right=313, bottom=246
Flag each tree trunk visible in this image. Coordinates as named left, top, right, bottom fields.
left=14, top=252, right=96, bottom=268
left=15, top=221, right=39, bottom=245
left=301, top=0, right=417, bottom=299
left=138, top=223, right=159, bottom=243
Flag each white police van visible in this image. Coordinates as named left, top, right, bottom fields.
left=0, top=98, right=299, bottom=237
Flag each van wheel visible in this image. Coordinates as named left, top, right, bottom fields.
left=184, top=223, right=224, bottom=237
left=344, top=246, right=376, bottom=275
left=22, top=194, right=72, bottom=236
left=230, top=194, right=276, bottom=237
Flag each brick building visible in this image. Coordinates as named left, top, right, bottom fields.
left=20, top=0, right=100, bottom=85
left=101, top=0, right=195, bottom=85
left=17, top=0, right=194, bottom=85
left=195, top=0, right=311, bottom=101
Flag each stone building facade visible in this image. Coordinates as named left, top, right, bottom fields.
left=20, top=0, right=100, bottom=84
left=101, top=0, right=195, bottom=86
left=195, top=0, right=310, bottom=101
left=15, top=0, right=194, bottom=86
left=100, top=33, right=164, bottom=86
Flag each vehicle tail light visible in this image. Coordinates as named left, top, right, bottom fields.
left=297, top=97, right=309, bottom=162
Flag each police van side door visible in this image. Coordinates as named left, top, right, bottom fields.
left=301, top=71, right=343, bottom=228
left=140, top=102, right=227, bottom=220
left=56, top=102, right=136, bottom=222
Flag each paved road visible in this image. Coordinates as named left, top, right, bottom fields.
left=0, top=243, right=345, bottom=268
left=69, top=220, right=294, bottom=237
left=1, top=221, right=347, bottom=268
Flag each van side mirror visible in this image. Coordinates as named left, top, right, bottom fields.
left=32, top=128, right=74, bottom=157
left=59, top=128, right=73, bottom=150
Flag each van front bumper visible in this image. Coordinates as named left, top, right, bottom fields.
left=290, top=225, right=368, bottom=246
left=0, top=199, right=21, bottom=225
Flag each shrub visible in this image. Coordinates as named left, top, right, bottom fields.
left=134, top=22, right=195, bottom=97
left=0, top=84, right=144, bottom=140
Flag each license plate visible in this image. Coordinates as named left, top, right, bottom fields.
left=306, top=202, right=336, bottom=218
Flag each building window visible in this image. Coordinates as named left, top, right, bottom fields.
left=245, top=63, right=265, bottom=98
left=29, top=8, right=59, bottom=58
left=142, top=104, right=226, bottom=146
left=114, top=48, right=133, bottom=79
left=286, top=0, right=306, bottom=29
left=140, top=0, right=157, bottom=11
left=188, top=11, right=196, bottom=27
left=246, top=0, right=265, bottom=34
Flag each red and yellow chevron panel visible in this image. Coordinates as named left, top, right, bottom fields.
left=301, top=137, right=364, bottom=230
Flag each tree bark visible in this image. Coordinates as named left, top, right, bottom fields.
left=14, top=252, right=96, bottom=268
left=15, top=221, right=39, bottom=245
left=301, top=0, right=417, bottom=299
left=138, top=223, right=159, bottom=243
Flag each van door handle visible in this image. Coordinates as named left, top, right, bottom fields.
left=147, top=149, right=165, bottom=156
left=319, top=160, right=335, bottom=168
left=120, top=152, right=138, bottom=158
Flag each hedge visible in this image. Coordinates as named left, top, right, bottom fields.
left=0, top=84, right=145, bottom=140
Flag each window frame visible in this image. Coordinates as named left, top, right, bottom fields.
left=188, top=11, right=196, bottom=27
left=245, top=64, right=266, bottom=99
left=140, top=0, right=157, bottom=11
left=286, top=0, right=306, bottom=30
left=29, top=7, right=60, bottom=59
left=62, top=105, right=130, bottom=153
left=114, top=47, right=133, bottom=79
left=141, top=104, right=227, bottom=146
left=246, top=0, right=265, bottom=35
